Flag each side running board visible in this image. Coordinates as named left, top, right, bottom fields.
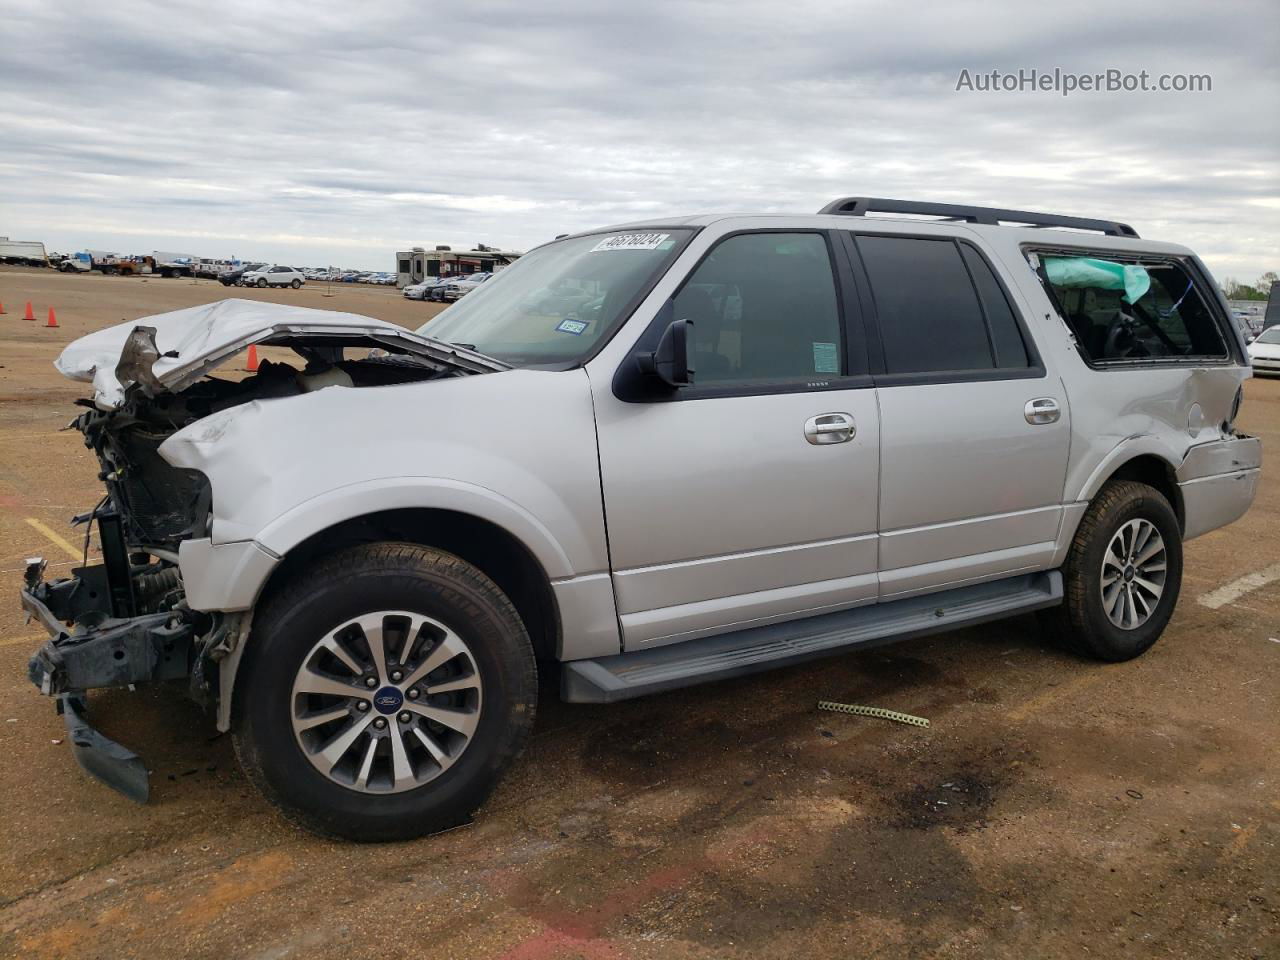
left=562, top=571, right=1062, bottom=703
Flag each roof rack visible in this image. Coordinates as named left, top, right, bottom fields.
left=818, top=197, right=1138, bottom=238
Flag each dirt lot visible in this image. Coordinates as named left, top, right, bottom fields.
left=0, top=267, right=1276, bottom=959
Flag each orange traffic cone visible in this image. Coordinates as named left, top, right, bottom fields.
left=46, top=307, right=58, bottom=328
left=0, top=301, right=6, bottom=314
left=246, top=344, right=260, bottom=372
left=24, top=300, right=36, bottom=320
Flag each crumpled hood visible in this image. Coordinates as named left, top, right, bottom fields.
left=56, top=298, right=508, bottom=410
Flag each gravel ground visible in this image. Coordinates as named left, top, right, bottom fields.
left=0, top=267, right=1276, bottom=959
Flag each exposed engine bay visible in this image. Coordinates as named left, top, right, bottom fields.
left=75, top=350, right=455, bottom=548
left=20, top=301, right=504, bottom=800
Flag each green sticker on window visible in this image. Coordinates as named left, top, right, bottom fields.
left=813, top=341, right=839, bottom=374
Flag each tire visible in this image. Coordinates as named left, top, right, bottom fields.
left=256, top=277, right=268, bottom=288
left=290, top=279, right=302, bottom=289
left=232, top=543, right=537, bottom=841
left=1041, top=480, right=1183, bottom=662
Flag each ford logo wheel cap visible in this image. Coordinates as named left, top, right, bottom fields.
left=372, top=686, right=404, bottom=714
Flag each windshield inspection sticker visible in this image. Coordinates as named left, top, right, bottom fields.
left=813, top=341, right=839, bottom=374
left=556, top=318, right=589, bottom=335
left=591, top=233, right=670, bottom=252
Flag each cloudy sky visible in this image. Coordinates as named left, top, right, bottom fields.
left=1, top=0, right=1276, bottom=280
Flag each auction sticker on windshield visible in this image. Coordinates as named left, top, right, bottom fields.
left=591, top=233, right=670, bottom=252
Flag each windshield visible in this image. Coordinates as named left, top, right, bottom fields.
left=417, top=229, right=692, bottom=365
left=1257, top=326, right=1280, bottom=344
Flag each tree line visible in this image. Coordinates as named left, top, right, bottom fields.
left=1222, top=272, right=1278, bottom=301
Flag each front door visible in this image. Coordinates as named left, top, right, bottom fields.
left=591, top=230, right=881, bottom=649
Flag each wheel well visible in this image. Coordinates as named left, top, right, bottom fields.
left=1103, top=455, right=1184, bottom=532
left=256, top=509, right=560, bottom=661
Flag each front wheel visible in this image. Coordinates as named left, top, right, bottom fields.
left=256, top=277, right=268, bottom=288
left=1042, top=480, right=1183, bottom=661
left=232, top=543, right=537, bottom=841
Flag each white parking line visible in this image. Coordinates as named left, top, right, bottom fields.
left=1197, top=562, right=1280, bottom=610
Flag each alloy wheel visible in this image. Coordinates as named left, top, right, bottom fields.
left=289, top=610, right=482, bottom=793
left=1100, top=518, right=1167, bottom=630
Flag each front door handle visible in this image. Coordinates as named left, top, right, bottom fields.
left=1024, top=397, right=1061, bottom=425
left=804, top=412, right=856, bottom=445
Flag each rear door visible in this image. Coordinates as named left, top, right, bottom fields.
left=843, top=231, right=1070, bottom=599
left=591, top=229, right=882, bottom=649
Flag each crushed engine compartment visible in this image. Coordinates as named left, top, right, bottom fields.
left=72, top=349, right=456, bottom=548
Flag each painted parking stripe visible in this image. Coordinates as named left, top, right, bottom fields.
left=24, top=517, right=82, bottom=562
left=0, top=634, right=45, bottom=648
left=1007, top=671, right=1107, bottom=723
left=1197, top=562, right=1280, bottom=610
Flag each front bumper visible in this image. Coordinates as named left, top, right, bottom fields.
left=22, top=554, right=198, bottom=803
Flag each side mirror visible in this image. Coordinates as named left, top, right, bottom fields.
left=636, top=305, right=695, bottom=388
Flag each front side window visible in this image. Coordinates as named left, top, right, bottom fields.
left=672, top=232, right=843, bottom=383
left=419, top=230, right=691, bottom=366
left=1039, top=253, right=1228, bottom=363
left=856, top=235, right=1031, bottom=375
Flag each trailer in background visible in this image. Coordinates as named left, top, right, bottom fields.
left=0, top=237, right=50, bottom=266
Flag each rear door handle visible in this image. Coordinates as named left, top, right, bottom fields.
left=804, top=412, right=855, bottom=445
left=1024, top=397, right=1061, bottom=425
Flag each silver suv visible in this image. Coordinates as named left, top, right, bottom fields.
left=22, top=198, right=1261, bottom=840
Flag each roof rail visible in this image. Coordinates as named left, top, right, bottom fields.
left=818, top=197, right=1139, bottom=238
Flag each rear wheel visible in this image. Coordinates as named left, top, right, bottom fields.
left=290, top=278, right=302, bottom=289
left=1042, top=480, right=1182, bottom=661
left=233, top=543, right=537, bottom=841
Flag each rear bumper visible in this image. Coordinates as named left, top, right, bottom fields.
left=1177, top=435, right=1262, bottom=540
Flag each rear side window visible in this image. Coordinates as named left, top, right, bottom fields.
left=1038, top=254, right=1228, bottom=363
left=855, top=235, right=1031, bottom=375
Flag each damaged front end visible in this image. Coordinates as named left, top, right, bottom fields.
left=21, top=545, right=224, bottom=802
left=22, top=299, right=507, bottom=801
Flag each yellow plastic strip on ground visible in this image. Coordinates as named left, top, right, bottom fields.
left=817, top=700, right=930, bottom=728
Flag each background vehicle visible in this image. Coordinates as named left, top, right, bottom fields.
left=440, top=272, right=490, bottom=301
left=0, top=237, right=50, bottom=266
left=21, top=199, right=1260, bottom=842
left=58, top=250, right=129, bottom=274
left=1247, top=326, right=1280, bottom=374
left=242, top=265, right=306, bottom=288
left=403, top=277, right=448, bottom=300
left=220, top=262, right=268, bottom=286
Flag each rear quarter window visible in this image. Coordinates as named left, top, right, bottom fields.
left=1036, top=252, right=1229, bottom=364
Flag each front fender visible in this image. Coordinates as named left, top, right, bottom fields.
left=255, top=476, right=577, bottom=579
left=159, top=368, right=610, bottom=579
